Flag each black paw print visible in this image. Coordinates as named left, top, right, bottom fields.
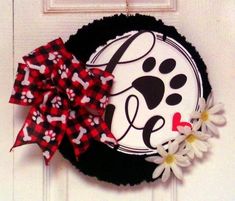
left=132, top=57, right=187, bottom=109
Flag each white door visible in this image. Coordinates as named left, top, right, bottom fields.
left=1, top=0, right=235, bottom=201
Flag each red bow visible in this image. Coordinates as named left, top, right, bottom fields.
left=10, top=38, right=117, bottom=164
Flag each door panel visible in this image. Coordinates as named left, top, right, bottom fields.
left=0, top=1, right=14, bottom=200
left=177, top=1, right=235, bottom=200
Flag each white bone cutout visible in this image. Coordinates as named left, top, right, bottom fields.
left=100, top=133, right=117, bottom=145
left=27, top=61, right=46, bottom=74
left=100, top=75, right=113, bottom=85
left=47, top=114, right=66, bottom=124
left=40, top=92, right=51, bottom=108
left=72, top=127, right=87, bottom=144
left=21, top=67, right=30, bottom=86
left=22, top=123, right=32, bottom=141
left=72, top=72, right=89, bottom=89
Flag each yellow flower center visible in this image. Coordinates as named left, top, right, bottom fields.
left=201, top=111, right=209, bottom=121
left=164, top=154, right=175, bottom=165
left=186, top=134, right=197, bottom=143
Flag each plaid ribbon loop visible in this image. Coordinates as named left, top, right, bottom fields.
left=10, top=38, right=117, bottom=164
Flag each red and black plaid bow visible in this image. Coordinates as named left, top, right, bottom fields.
left=10, top=38, right=117, bottom=164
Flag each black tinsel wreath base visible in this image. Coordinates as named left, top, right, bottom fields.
left=58, top=14, right=211, bottom=186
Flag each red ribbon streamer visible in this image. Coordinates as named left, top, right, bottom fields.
left=10, top=38, right=117, bottom=164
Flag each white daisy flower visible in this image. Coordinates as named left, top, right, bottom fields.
left=176, top=124, right=210, bottom=159
left=145, top=141, right=191, bottom=182
left=191, top=93, right=226, bottom=135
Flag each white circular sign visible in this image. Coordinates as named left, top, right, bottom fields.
left=87, top=31, right=203, bottom=155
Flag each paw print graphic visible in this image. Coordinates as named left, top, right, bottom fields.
left=100, top=96, right=108, bottom=108
left=58, top=64, right=69, bottom=79
left=21, top=90, right=34, bottom=103
left=131, top=57, right=187, bottom=109
left=158, top=58, right=187, bottom=106
left=66, top=88, right=75, bottom=101
left=88, top=115, right=100, bottom=126
left=48, top=51, right=62, bottom=64
left=85, top=69, right=94, bottom=77
left=43, top=130, right=56, bottom=143
left=32, top=111, right=44, bottom=124
left=51, top=96, right=62, bottom=108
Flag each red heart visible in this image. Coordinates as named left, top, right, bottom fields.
left=172, top=112, right=192, bottom=131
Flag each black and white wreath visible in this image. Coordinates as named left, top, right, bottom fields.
left=11, top=14, right=226, bottom=186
